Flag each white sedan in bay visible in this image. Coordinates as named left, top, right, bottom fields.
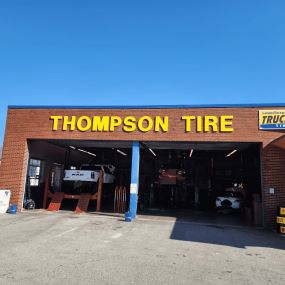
left=216, top=191, right=244, bottom=210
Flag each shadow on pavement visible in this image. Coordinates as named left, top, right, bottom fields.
left=170, top=220, right=285, bottom=250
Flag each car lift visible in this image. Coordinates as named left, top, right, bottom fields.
left=43, top=171, right=103, bottom=213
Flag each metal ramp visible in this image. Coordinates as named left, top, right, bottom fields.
left=75, top=193, right=92, bottom=213
left=44, top=170, right=104, bottom=213
left=47, top=192, right=64, bottom=211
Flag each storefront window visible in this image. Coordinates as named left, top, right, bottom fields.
left=29, top=159, right=41, bottom=186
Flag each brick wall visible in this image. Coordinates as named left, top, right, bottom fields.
left=0, top=137, right=28, bottom=211
left=0, top=106, right=285, bottom=221
left=262, top=145, right=285, bottom=227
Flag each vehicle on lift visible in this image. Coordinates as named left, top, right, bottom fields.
left=158, top=166, right=186, bottom=185
left=215, top=183, right=244, bottom=210
left=64, top=164, right=115, bottom=184
left=62, top=164, right=116, bottom=194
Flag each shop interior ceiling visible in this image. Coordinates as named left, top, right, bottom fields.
left=44, top=139, right=256, bottom=151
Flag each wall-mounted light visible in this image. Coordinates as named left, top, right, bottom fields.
left=117, top=149, right=127, bottom=156
left=77, top=148, right=97, bottom=157
left=189, top=149, right=194, bottom=158
left=226, top=149, right=237, bottom=158
left=149, top=148, right=156, bottom=157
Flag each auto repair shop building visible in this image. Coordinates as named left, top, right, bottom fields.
left=0, top=104, right=285, bottom=227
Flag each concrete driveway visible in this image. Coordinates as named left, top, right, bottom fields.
left=0, top=211, right=284, bottom=285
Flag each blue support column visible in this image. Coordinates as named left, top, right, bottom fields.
left=129, top=141, right=140, bottom=219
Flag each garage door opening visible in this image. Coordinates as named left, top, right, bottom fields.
left=24, top=139, right=263, bottom=226
left=138, top=142, right=262, bottom=226
left=24, top=139, right=132, bottom=213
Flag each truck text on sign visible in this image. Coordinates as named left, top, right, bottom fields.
left=259, top=110, right=285, bottom=130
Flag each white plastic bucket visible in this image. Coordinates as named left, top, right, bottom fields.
left=0, top=190, right=11, bottom=214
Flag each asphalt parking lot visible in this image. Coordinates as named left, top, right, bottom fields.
left=0, top=211, right=284, bottom=285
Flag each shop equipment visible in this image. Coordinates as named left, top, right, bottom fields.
left=114, top=186, right=127, bottom=214
left=44, top=171, right=104, bottom=213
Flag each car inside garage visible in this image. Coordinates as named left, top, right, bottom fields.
left=25, top=139, right=132, bottom=213
left=138, top=142, right=262, bottom=225
left=24, top=139, right=262, bottom=226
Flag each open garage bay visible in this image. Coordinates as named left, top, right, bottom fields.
left=24, top=139, right=263, bottom=227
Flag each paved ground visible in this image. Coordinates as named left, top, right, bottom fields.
left=0, top=211, right=284, bottom=285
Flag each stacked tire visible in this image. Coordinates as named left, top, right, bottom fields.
left=277, top=206, right=285, bottom=234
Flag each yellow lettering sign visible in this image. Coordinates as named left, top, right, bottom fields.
left=181, top=115, right=234, bottom=133
left=50, top=116, right=62, bottom=131
left=77, top=116, right=92, bottom=132
left=137, top=116, right=153, bottom=132
left=181, top=116, right=196, bottom=132
left=123, top=116, right=137, bottom=132
left=92, top=116, right=110, bottom=132
left=220, top=115, right=234, bottom=132
left=50, top=114, right=234, bottom=133
left=204, top=116, right=218, bottom=132
left=63, top=116, right=76, bottom=131
left=110, top=116, right=122, bottom=131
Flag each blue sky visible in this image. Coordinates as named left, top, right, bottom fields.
left=0, top=0, right=284, bottom=145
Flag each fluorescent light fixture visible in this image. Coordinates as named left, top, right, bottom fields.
left=189, top=149, right=194, bottom=158
left=77, top=148, right=96, bottom=157
left=149, top=148, right=156, bottom=157
left=69, top=146, right=76, bottom=149
left=226, top=149, right=237, bottom=158
left=117, top=149, right=127, bottom=156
